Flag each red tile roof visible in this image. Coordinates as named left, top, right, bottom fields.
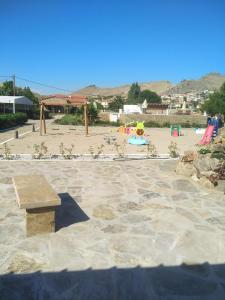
left=69, top=95, right=87, bottom=103
left=41, top=94, right=68, bottom=100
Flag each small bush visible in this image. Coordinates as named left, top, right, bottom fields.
left=88, top=144, right=105, bottom=159
left=0, top=113, right=28, bottom=129
left=59, top=142, right=75, bottom=159
left=168, top=141, right=179, bottom=158
left=1, top=143, right=12, bottom=160
left=55, top=114, right=83, bottom=125
left=33, top=142, right=48, bottom=159
left=198, top=147, right=211, bottom=155
left=211, top=151, right=225, bottom=160
left=146, top=143, right=158, bottom=158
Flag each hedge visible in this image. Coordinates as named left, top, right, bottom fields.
left=55, top=116, right=206, bottom=129
left=95, top=120, right=205, bottom=128
left=0, top=113, right=28, bottom=129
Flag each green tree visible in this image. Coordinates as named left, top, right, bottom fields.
left=22, top=87, right=39, bottom=105
left=0, top=81, right=14, bottom=95
left=0, top=80, right=39, bottom=105
left=140, top=89, right=161, bottom=104
left=127, top=82, right=141, bottom=104
left=108, top=96, right=124, bottom=111
left=201, top=82, right=225, bottom=115
left=201, top=92, right=225, bottom=115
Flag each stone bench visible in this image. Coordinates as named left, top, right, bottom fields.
left=12, top=175, right=61, bottom=237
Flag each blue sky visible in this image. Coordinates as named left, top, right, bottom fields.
left=0, top=0, right=225, bottom=94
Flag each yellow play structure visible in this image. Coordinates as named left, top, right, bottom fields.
left=118, top=121, right=149, bottom=145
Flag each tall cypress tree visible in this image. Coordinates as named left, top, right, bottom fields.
left=127, top=82, right=141, bottom=104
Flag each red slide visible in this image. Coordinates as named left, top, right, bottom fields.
left=200, top=125, right=214, bottom=145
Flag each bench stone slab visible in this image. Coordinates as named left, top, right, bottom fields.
left=13, top=175, right=61, bottom=209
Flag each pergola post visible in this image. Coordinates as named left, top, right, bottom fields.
left=40, top=103, right=46, bottom=136
left=84, top=103, right=88, bottom=136
left=40, top=103, right=43, bottom=136
left=43, top=106, right=46, bottom=134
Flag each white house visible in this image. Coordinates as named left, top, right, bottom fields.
left=123, top=105, right=142, bottom=114
left=0, top=96, right=34, bottom=114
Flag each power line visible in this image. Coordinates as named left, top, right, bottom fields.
left=16, top=76, right=72, bottom=93
left=0, top=74, right=73, bottom=93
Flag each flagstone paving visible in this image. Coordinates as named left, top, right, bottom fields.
left=0, top=160, right=225, bottom=299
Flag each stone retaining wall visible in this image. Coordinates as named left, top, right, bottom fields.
left=120, top=114, right=207, bottom=126
left=99, top=112, right=207, bottom=126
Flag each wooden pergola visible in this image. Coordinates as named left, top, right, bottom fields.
left=40, top=94, right=88, bottom=136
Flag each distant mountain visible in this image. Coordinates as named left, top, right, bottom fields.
left=166, top=73, right=225, bottom=94
left=72, top=81, right=174, bottom=97
left=71, top=72, right=225, bottom=97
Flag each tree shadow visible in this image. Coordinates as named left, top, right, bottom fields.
left=55, top=193, right=89, bottom=231
left=0, top=263, right=225, bottom=299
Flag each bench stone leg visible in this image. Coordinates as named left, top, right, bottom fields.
left=26, top=207, right=55, bottom=237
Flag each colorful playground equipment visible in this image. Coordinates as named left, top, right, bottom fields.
left=118, top=125, right=136, bottom=135
left=200, top=125, right=214, bottom=145
left=128, top=121, right=149, bottom=145
left=200, top=117, right=219, bottom=145
left=170, top=125, right=182, bottom=137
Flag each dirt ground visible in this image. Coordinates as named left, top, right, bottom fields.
left=0, top=121, right=204, bottom=155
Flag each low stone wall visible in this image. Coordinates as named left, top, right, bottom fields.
left=119, top=114, right=207, bottom=126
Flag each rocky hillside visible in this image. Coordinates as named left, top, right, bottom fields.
left=73, top=81, right=173, bottom=97
left=72, top=73, right=225, bottom=97
left=166, top=73, right=225, bottom=94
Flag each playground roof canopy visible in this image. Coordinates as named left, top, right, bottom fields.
left=41, top=94, right=87, bottom=107
left=0, top=96, right=33, bottom=106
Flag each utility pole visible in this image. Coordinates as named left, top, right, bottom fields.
left=12, top=74, right=16, bottom=96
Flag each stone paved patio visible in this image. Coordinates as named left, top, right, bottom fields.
left=0, top=160, right=225, bottom=299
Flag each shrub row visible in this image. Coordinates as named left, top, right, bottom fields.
left=143, top=121, right=206, bottom=128
left=0, top=113, right=28, bottom=129
left=96, top=120, right=206, bottom=128
left=54, top=115, right=206, bottom=129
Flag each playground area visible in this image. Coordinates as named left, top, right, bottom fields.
left=0, top=122, right=204, bottom=155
